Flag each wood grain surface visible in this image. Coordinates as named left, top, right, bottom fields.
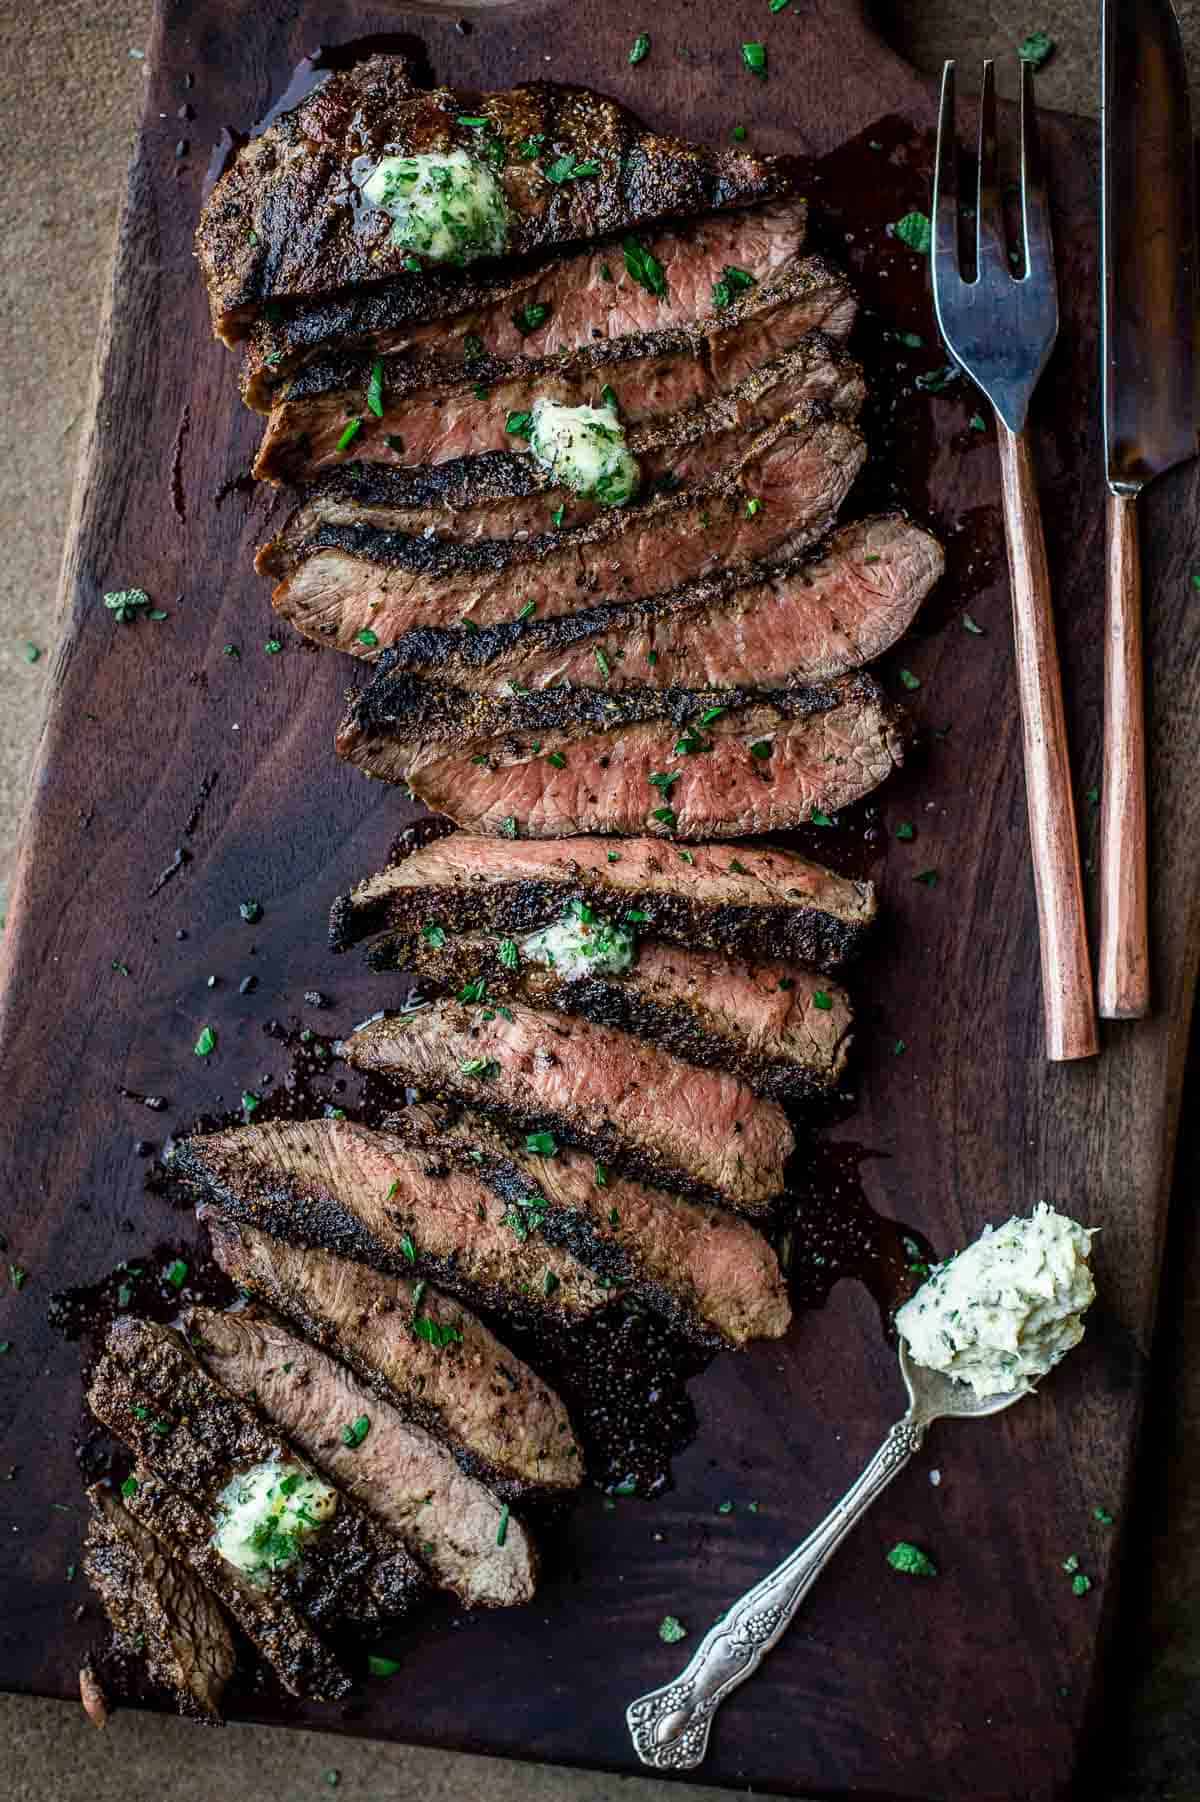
left=0, top=2, right=1198, bottom=1798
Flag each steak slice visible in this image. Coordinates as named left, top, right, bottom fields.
left=83, top=1485, right=237, bottom=1721
left=252, top=255, right=857, bottom=483
left=352, top=929, right=852, bottom=1104
left=198, top=60, right=797, bottom=342
left=329, top=830, right=876, bottom=970
left=340, top=1000, right=793, bottom=1212
left=259, top=337, right=865, bottom=551
left=171, top=1118, right=617, bottom=1323
left=199, top=1206, right=582, bottom=1497
left=87, top=1317, right=426, bottom=1631
left=240, top=197, right=810, bottom=409
left=187, top=1307, right=537, bottom=1609
left=269, top=411, right=866, bottom=656
left=121, top=1472, right=353, bottom=1701
left=386, top=1106, right=792, bottom=1348
left=379, top=513, right=942, bottom=692
left=337, top=668, right=906, bottom=840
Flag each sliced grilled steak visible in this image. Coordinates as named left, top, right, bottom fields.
left=330, top=830, right=876, bottom=970
left=83, top=1486, right=237, bottom=1721
left=172, top=1118, right=616, bottom=1322
left=337, top=667, right=905, bottom=840
left=270, top=410, right=865, bottom=657
left=259, top=337, right=864, bottom=552
left=252, top=255, right=857, bottom=483
left=240, top=198, right=810, bottom=409
left=198, top=62, right=797, bottom=342
left=354, top=928, right=852, bottom=1103
left=187, top=1307, right=537, bottom=1609
left=387, top=1106, right=792, bottom=1347
left=199, top=1208, right=581, bottom=1495
left=121, top=1471, right=353, bottom=1701
left=378, top=513, right=942, bottom=692
left=340, top=1000, right=793, bottom=1212
left=87, top=1318, right=426, bottom=1630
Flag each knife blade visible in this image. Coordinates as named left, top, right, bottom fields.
left=1102, top=0, right=1197, bottom=489
left=1098, top=0, right=1197, bottom=1020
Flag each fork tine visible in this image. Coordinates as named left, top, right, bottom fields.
left=932, top=61, right=960, bottom=279
left=1019, top=57, right=1055, bottom=279
left=975, top=59, right=1007, bottom=276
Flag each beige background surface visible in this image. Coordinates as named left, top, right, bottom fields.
left=2, top=2, right=1199, bottom=1797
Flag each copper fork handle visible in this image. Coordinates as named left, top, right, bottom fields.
left=996, top=421, right=1099, bottom=1061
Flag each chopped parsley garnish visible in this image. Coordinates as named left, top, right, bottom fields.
left=264, top=638, right=283, bottom=654
left=629, top=33, right=650, bottom=64
left=887, top=1541, right=937, bottom=1577
left=21, top=642, right=40, bottom=663
left=749, top=739, right=773, bottom=760
left=1018, top=30, right=1054, bottom=68
left=544, top=154, right=600, bottom=185
left=499, top=816, right=519, bottom=839
left=898, top=668, right=921, bottom=690
left=526, top=1131, right=558, bottom=1158
left=717, top=1500, right=734, bottom=1515
left=515, top=600, right=536, bottom=621
left=336, top=418, right=363, bottom=452
left=412, top=1314, right=463, bottom=1349
left=914, top=869, right=940, bottom=887
left=505, top=410, right=534, bottom=439
left=810, top=808, right=834, bottom=826
left=462, top=332, right=484, bottom=361
left=1094, top=1506, right=1114, bottom=1526
left=241, top=1091, right=261, bottom=1120
left=1072, top=1573, right=1092, bottom=1596
left=894, top=212, right=932, bottom=254
left=652, top=807, right=677, bottom=829
left=963, top=613, right=985, bottom=635
left=517, top=134, right=546, bottom=160
left=595, top=1164, right=608, bottom=1187
left=678, top=849, right=695, bottom=865
left=813, top=990, right=833, bottom=1011
left=367, top=1654, right=402, bottom=1677
left=594, top=647, right=611, bottom=680
left=546, top=751, right=567, bottom=769
left=513, top=301, right=551, bottom=335
left=8, top=1266, right=26, bottom=1292
left=732, top=124, right=747, bottom=141
left=741, top=41, right=767, bottom=78
left=969, top=414, right=987, bottom=433
left=459, top=1057, right=499, bottom=1079
left=386, top=434, right=405, bottom=454
left=356, top=628, right=380, bottom=648
left=542, top=1268, right=560, bottom=1297
left=916, top=364, right=960, bottom=393
left=648, top=770, right=680, bottom=791
left=496, top=1503, right=511, bottom=1546
left=498, top=938, right=519, bottom=969
left=421, top=923, right=446, bottom=949
left=121, top=1476, right=139, bottom=1499
left=239, top=899, right=262, bottom=923
left=625, top=909, right=649, bottom=923
left=193, top=1026, right=216, bottom=1057
left=658, top=1615, right=687, bottom=1643
left=893, top=1038, right=907, bottom=1055
left=896, top=821, right=916, bottom=840
left=103, top=588, right=158, bottom=624
left=623, top=236, right=668, bottom=298
left=164, top=1259, right=188, bottom=1290
left=744, top=496, right=762, bottom=518
left=550, top=504, right=566, bottom=527
left=399, top=1234, right=416, bottom=1263
left=712, top=265, right=757, bottom=309
left=366, top=361, right=385, bottom=418
left=458, top=976, right=488, bottom=1003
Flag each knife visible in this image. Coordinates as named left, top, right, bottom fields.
left=1099, top=0, right=1198, bottom=1018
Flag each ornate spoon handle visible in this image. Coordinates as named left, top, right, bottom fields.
left=626, top=1415, right=926, bottom=1771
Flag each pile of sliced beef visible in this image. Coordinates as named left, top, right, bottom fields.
left=78, top=53, right=945, bottom=1724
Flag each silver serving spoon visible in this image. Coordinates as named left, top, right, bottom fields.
left=626, top=1341, right=1030, bottom=1772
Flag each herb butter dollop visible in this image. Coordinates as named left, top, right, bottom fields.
left=529, top=398, right=640, bottom=506
left=523, top=899, right=637, bottom=980
left=212, top=1460, right=337, bottom=1586
left=895, top=1202, right=1096, bottom=1399
left=361, top=149, right=510, bottom=265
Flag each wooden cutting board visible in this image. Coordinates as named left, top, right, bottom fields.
left=1, top=1, right=1197, bottom=1795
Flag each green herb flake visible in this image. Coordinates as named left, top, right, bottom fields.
left=496, top=1502, right=511, bottom=1546
left=543, top=154, right=601, bottom=185
left=550, top=504, right=566, bottom=528
left=749, top=739, right=773, bottom=760
left=914, top=869, right=940, bottom=888
left=8, top=1266, right=26, bottom=1293
left=505, top=409, right=533, bottom=439
left=264, top=638, right=283, bottom=654
left=526, top=1131, right=558, bottom=1158
left=513, top=301, right=551, bottom=335
left=741, top=41, right=767, bottom=78
left=893, top=1038, right=907, bottom=1056
left=193, top=1026, right=216, bottom=1057
left=20, top=641, right=40, bottom=664
left=458, top=975, right=488, bottom=1004
left=103, top=588, right=155, bottom=624
left=421, top=923, right=447, bottom=950
left=121, top=1476, right=139, bottom=1499
left=648, top=769, right=681, bottom=792
left=629, top=32, right=650, bottom=64
left=713, top=264, right=758, bottom=310
left=887, top=1541, right=937, bottom=1577
left=366, top=361, right=385, bottom=418
left=356, top=627, right=380, bottom=648
left=1094, top=1506, right=1114, bottom=1525
left=813, top=990, right=834, bottom=1012
left=1018, top=30, right=1054, bottom=69
left=546, top=751, right=567, bottom=769
left=164, top=1259, right=188, bottom=1290
left=239, top=899, right=262, bottom=923
left=658, top=1615, right=687, bottom=1643
left=336, top=418, right=363, bottom=452
left=717, top=1500, right=734, bottom=1515
left=622, top=236, right=668, bottom=298
left=969, top=414, right=987, bottom=433
left=962, top=613, right=985, bottom=635
left=732, top=124, right=747, bottom=141
left=367, top=1654, right=402, bottom=1677
left=341, top=1414, right=371, bottom=1449
left=241, top=1091, right=260, bottom=1120
left=542, top=1268, right=560, bottom=1297
left=896, top=821, right=916, bottom=841
left=894, top=212, right=932, bottom=254
left=1072, top=1572, right=1092, bottom=1597
left=678, top=849, right=695, bottom=865
left=499, top=816, right=519, bottom=839
left=594, top=646, right=611, bottom=680
left=400, top=1234, right=416, bottom=1264
left=899, top=668, right=921, bottom=690
left=810, top=808, right=834, bottom=826
left=744, top=496, right=762, bottom=518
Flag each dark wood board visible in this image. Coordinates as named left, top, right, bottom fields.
left=1, top=1, right=1197, bottom=1795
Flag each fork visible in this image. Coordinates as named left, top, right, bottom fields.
left=932, top=60, right=1098, bottom=1063
left=625, top=1341, right=1031, bottom=1771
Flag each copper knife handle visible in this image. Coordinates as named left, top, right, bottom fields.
left=1098, top=489, right=1150, bottom=1017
